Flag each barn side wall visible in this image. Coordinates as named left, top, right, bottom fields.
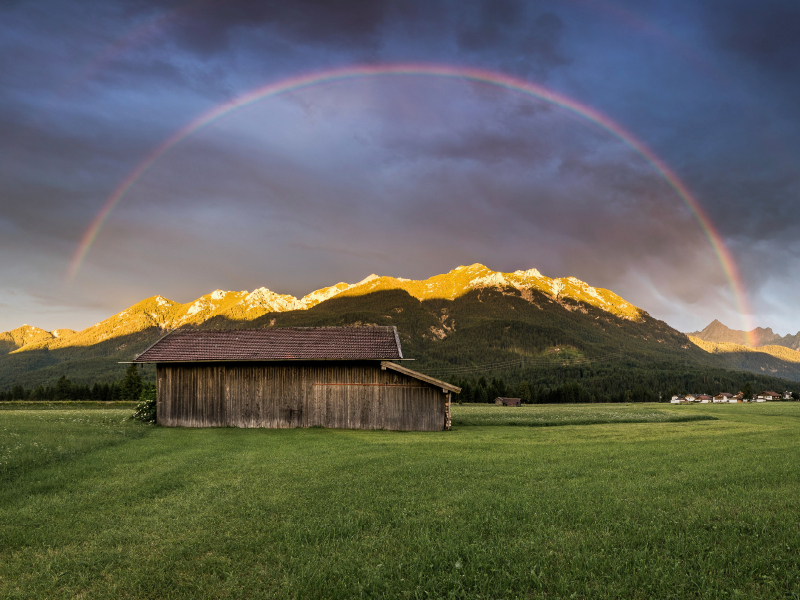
left=156, top=361, right=447, bottom=431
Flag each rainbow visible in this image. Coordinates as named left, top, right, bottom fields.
left=68, top=63, right=755, bottom=342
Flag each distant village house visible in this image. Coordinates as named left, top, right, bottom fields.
left=671, top=390, right=794, bottom=405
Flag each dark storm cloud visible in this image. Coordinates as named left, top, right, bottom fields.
left=457, top=7, right=570, bottom=75
left=702, top=0, right=800, bottom=74
left=518, top=13, right=570, bottom=67
left=625, top=2, right=800, bottom=282
left=454, top=0, right=524, bottom=51
left=127, top=0, right=395, bottom=55
left=120, top=0, right=571, bottom=78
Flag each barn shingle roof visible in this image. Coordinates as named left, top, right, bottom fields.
left=133, top=326, right=403, bottom=362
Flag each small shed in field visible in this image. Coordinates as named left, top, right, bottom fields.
left=494, top=397, right=521, bottom=407
left=133, top=326, right=459, bottom=431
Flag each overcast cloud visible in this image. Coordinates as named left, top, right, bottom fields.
left=0, top=0, right=798, bottom=335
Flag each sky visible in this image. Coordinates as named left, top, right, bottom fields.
left=1, top=0, right=798, bottom=336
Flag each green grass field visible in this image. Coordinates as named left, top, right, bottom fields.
left=451, top=403, right=718, bottom=427
left=2, top=402, right=800, bottom=599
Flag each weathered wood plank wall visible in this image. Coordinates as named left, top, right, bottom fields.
left=156, top=361, right=447, bottom=431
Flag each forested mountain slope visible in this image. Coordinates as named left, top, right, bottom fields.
left=688, top=336, right=800, bottom=381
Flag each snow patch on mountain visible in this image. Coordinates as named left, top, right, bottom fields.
left=565, top=277, right=607, bottom=304
left=550, top=280, right=566, bottom=298
left=245, top=288, right=299, bottom=312
left=354, top=274, right=379, bottom=287
left=514, top=268, right=542, bottom=279
left=299, top=283, right=350, bottom=307
left=470, top=273, right=507, bottom=287
left=186, top=300, right=207, bottom=316
left=584, top=285, right=604, bottom=302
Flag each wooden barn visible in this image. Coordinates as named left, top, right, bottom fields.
left=133, top=326, right=459, bottom=431
left=494, top=397, right=521, bottom=407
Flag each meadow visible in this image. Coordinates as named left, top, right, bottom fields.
left=1, top=402, right=799, bottom=599
left=450, top=402, right=717, bottom=427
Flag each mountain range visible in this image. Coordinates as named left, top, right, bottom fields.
left=2, top=264, right=799, bottom=394
left=689, top=319, right=800, bottom=351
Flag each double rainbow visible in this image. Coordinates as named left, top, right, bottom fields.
left=68, top=63, right=754, bottom=341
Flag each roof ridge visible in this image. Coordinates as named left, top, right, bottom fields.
left=171, top=325, right=396, bottom=332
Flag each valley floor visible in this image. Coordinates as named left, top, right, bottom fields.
left=1, top=403, right=799, bottom=598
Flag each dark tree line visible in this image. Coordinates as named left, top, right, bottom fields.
left=450, top=363, right=800, bottom=404
left=0, top=363, right=148, bottom=402
left=451, top=375, right=642, bottom=404
left=3, top=359, right=798, bottom=405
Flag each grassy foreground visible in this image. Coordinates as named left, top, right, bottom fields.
left=451, top=402, right=718, bottom=427
left=2, top=403, right=800, bottom=599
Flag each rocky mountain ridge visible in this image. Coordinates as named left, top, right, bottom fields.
left=690, top=319, right=800, bottom=351
left=0, top=264, right=644, bottom=354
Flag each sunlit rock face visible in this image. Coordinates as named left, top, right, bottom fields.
left=690, top=319, right=800, bottom=350
left=2, top=264, right=647, bottom=352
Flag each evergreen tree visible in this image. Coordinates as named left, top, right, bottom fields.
left=489, top=377, right=507, bottom=400
left=518, top=380, right=531, bottom=404
left=120, top=363, right=144, bottom=401
left=476, top=385, right=489, bottom=403
left=460, top=381, right=473, bottom=403
left=55, top=376, right=72, bottom=401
